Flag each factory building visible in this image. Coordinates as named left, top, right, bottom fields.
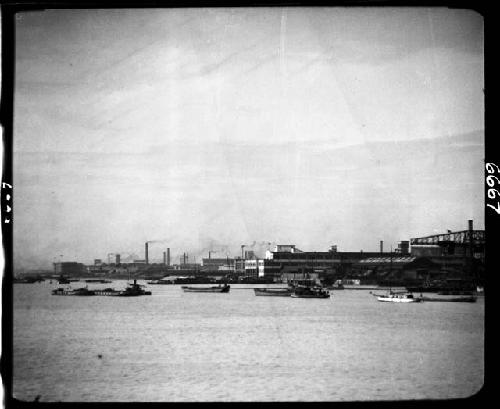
left=53, top=262, right=87, bottom=277
left=261, top=241, right=447, bottom=284
left=234, top=257, right=245, bottom=274
left=263, top=244, right=388, bottom=282
left=201, top=258, right=234, bottom=273
left=244, top=259, right=264, bottom=277
left=351, top=256, right=443, bottom=284
left=410, top=220, right=485, bottom=279
left=410, top=222, right=484, bottom=260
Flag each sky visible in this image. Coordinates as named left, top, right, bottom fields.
left=12, top=7, right=484, bottom=269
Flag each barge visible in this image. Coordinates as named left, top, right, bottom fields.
left=182, top=284, right=230, bottom=293
left=254, top=288, right=292, bottom=296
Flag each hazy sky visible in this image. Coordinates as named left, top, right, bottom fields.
left=13, top=7, right=484, bottom=269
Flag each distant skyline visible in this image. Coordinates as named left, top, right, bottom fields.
left=13, top=8, right=484, bottom=270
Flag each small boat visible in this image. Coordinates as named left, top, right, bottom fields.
left=291, top=285, right=330, bottom=299
left=58, top=276, right=71, bottom=284
left=181, top=284, right=230, bottom=293
left=374, top=290, right=422, bottom=303
left=254, top=288, right=292, bottom=296
left=52, top=287, right=95, bottom=296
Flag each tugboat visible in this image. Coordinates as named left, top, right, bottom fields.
left=116, top=280, right=152, bottom=296
left=181, top=283, right=230, bottom=293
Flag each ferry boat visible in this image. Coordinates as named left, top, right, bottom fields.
left=181, top=284, right=230, bottom=293
left=254, top=288, right=292, bottom=296
left=373, top=290, right=422, bottom=303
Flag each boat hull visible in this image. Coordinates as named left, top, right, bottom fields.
left=254, top=289, right=292, bottom=296
left=182, top=286, right=230, bottom=293
left=377, top=296, right=421, bottom=303
left=291, top=293, right=330, bottom=298
left=421, top=296, right=476, bottom=303
left=52, top=289, right=95, bottom=296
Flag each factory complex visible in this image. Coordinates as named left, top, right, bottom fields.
left=27, top=220, right=485, bottom=288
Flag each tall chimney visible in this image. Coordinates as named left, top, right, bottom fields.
left=380, top=241, right=383, bottom=254
left=167, top=248, right=170, bottom=266
left=116, top=254, right=120, bottom=265
left=145, top=242, right=149, bottom=265
left=241, top=245, right=244, bottom=259
left=163, top=251, right=166, bottom=265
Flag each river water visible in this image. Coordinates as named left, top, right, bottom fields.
left=13, top=281, right=484, bottom=402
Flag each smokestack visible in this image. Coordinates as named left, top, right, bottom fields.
left=167, top=248, right=170, bottom=266
left=115, top=254, right=120, bottom=265
left=380, top=241, right=383, bottom=254
left=145, top=242, right=149, bottom=265
left=241, top=245, right=244, bottom=259
left=209, top=251, right=211, bottom=259
left=163, top=251, right=166, bottom=265
left=183, top=252, right=186, bottom=265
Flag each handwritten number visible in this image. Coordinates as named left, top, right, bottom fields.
left=488, top=189, right=500, bottom=199
left=486, top=163, right=500, bottom=173
left=487, top=202, right=500, bottom=214
left=486, top=164, right=500, bottom=215
left=486, top=175, right=500, bottom=187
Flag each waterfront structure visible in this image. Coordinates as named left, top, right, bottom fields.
left=53, top=262, right=87, bottom=277
left=234, top=257, right=245, bottom=274
left=263, top=246, right=383, bottom=282
left=244, top=259, right=264, bottom=278
left=410, top=220, right=484, bottom=261
left=410, top=220, right=485, bottom=282
left=395, top=241, right=410, bottom=255
left=202, top=258, right=234, bottom=272
left=352, top=256, right=443, bottom=283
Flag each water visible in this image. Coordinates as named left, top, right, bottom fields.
left=13, top=281, right=484, bottom=402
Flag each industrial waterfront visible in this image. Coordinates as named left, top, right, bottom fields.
left=16, top=220, right=485, bottom=293
left=13, top=280, right=484, bottom=402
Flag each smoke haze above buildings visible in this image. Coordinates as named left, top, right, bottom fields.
left=12, top=8, right=484, bottom=270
